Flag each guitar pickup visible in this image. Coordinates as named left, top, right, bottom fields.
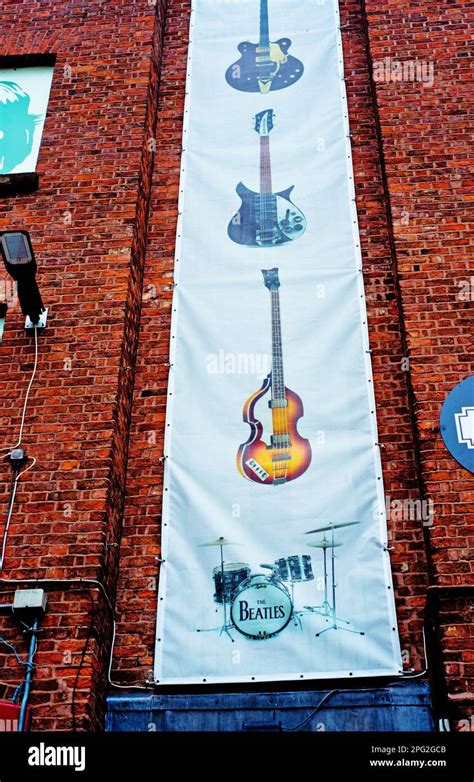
left=270, top=434, right=291, bottom=447
left=268, top=399, right=288, bottom=408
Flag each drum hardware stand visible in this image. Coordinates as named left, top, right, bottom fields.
left=303, top=537, right=340, bottom=619
left=305, top=523, right=365, bottom=638
left=289, top=582, right=304, bottom=630
left=196, top=537, right=236, bottom=642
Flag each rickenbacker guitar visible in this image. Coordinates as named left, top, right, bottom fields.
left=237, top=269, right=312, bottom=486
left=228, top=109, right=306, bottom=248
left=225, top=0, right=304, bottom=94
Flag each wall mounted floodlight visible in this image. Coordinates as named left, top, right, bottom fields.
left=0, top=231, right=47, bottom=327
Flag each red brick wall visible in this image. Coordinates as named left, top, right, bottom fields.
left=0, top=0, right=472, bottom=731
left=113, top=0, right=432, bottom=683
left=113, top=0, right=473, bottom=727
left=0, top=0, right=166, bottom=729
left=364, top=0, right=474, bottom=724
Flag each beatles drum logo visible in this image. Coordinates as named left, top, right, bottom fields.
left=231, top=575, right=293, bottom=639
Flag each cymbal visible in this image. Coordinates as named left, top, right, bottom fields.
left=305, top=521, right=360, bottom=535
left=307, top=540, right=343, bottom=549
left=198, top=537, right=241, bottom=547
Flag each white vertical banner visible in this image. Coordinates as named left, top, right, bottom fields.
left=154, top=0, right=402, bottom=684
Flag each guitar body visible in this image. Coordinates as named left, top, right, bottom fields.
left=226, top=39, right=304, bottom=93
left=237, top=373, right=312, bottom=485
left=228, top=182, right=306, bottom=247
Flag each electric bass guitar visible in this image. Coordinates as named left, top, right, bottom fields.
left=225, top=0, right=304, bottom=94
left=237, top=269, right=312, bottom=486
left=228, top=109, right=306, bottom=248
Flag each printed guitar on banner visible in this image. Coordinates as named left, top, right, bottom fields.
left=155, top=0, right=402, bottom=685
left=237, top=268, right=312, bottom=485
left=228, top=110, right=307, bottom=247
left=225, top=0, right=304, bottom=93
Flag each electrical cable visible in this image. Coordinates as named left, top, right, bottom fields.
left=280, top=665, right=432, bottom=732
left=0, top=633, right=33, bottom=669
left=0, top=578, right=149, bottom=691
left=282, top=689, right=339, bottom=731
left=0, top=474, right=19, bottom=573
left=0, top=323, right=39, bottom=572
left=0, top=324, right=39, bottom=455
left=12, top=632, right=38, bottom=705
left=71, top=590, right=96, bottom=731
left=107, top=617, right=149, bottom=691
left=0, top=455, right=36, bottom=573
left=397, top=627, right=428, bottom=679
left=0, top=632, right=37, bottom=703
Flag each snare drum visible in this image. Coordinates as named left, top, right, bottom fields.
left=274, top=554, right=314, bottom=583
left=231, top=574, right=293, bottom=639
left=213, top=563, right=251, bottom=604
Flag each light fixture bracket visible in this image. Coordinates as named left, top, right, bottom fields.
left=25, top=308, right=48, bottom=330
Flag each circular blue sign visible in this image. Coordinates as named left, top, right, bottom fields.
left=440, top=375, right=474, bottom=473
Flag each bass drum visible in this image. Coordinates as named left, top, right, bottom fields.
left=231, top=574, right=293, bottom=640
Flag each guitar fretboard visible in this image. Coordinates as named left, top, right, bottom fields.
left=270, top=289, right=285, bottom=403
left=260, top=137, right=272, bottom=194
left=259, top=0, right=270, bottom=48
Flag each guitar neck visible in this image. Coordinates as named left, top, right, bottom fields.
left=270, top=289, right=285, bottom=401
left=260, top=137, right=273, bottom=194
left=259, top=0, right=270, bottom=48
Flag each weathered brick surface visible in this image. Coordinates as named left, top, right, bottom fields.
left=0, top=0, right=166, bottom=729
left=0, top=0, right=471, bottom=731
left=114, top=0, right=430, bottom=682
left=364, top=0, right=474, bottom=725
left=113, top=0, right=472, bottom=727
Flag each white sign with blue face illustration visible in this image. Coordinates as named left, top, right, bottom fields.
left=0, top=67, right=54, bottom=175
left=440, top=376, right=474, bottom=473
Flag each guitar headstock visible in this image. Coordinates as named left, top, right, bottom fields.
left=255, top=109, right=274, bottom=136
left=262, top=268, right=280, bottom=290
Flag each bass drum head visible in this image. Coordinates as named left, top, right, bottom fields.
left=231, top=575, right=292, bottom=639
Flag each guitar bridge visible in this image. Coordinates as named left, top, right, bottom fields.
left=256, top=230, right=279, bottom=245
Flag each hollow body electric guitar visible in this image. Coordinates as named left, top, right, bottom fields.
left=228, top=110, right=306, bottom=248
left=237, top=269, right=312, bottom=486
left=225, top=0, right=304, bottom=94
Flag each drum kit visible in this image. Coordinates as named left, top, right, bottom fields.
left=196, top=537, right=295, bottom=641
left=197, top=521, right=364, bottom=641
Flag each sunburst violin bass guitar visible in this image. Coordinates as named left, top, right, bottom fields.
left=228, top=110, right=306, bottom=248
left=237, top=269, right=312, bottom=486
left=225, top=0, right=304, bottom=94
